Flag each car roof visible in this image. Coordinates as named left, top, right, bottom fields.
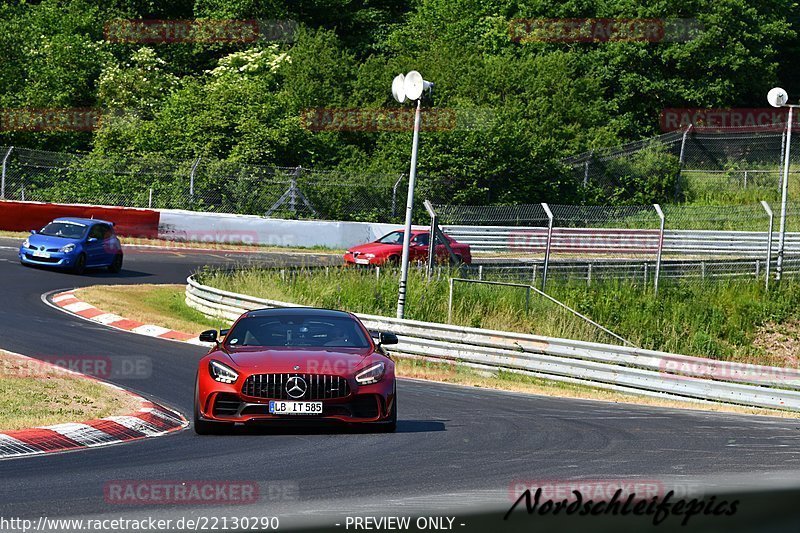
left=52, top=217, right=114, bottom=226
left=244, top=307, right=355, bottom=319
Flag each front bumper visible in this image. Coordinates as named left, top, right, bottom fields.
left=343, top=252, right=378, bottom=266
left=19, top=249, right=77, bottom=268
left=198, top=377, right=395, bottom=425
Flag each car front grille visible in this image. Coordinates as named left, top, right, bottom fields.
left=24, top=254, right=60, bottom=263
left=242, top=373, right=350, bottom=400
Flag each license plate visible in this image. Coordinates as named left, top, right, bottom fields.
left=269, top=401, right=323, bottom=415
left=355, top=258, right=369, bottom=264
left=32, top=250, right=50, bottom=258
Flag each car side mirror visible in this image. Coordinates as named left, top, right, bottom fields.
left=30, top=230, right=37, bottom=235
left=199, top=330, right=218, bottom=343
left=378, top=332, right=399, bottom=345
left=87, top=237, right=98, bottom=243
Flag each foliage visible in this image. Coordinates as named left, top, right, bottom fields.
left=0, top=0, right=796, bottom=208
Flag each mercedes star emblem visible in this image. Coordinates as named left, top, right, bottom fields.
left=285, top=376, right=307, bottom=399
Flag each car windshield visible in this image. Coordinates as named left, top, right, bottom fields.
left=377, top=231, right=404, bottom=244
left=38, top=221, right=87, bottom=239
left=225, top=314, right=371, bottom=348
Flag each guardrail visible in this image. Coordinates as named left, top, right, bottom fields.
left=443, top=226, right=800, bottom=257
left=186, top=275, right=800, bottom=412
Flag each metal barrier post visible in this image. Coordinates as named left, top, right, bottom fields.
left=392, top=174, right=404, bottom=218
left=424, top=200, right=438, bottom=279
left=447, top=277, right=454, bottom=323
left=677, top=125, right=692, bottom=200
left=654, top=204, right=665, bottom=296
left=1, top=146, right=13, bottom=200
left=189, top=156, right=201, bottom=200
left=761, top=200, right=774, bottom=291
left=541, top=202, right=554, bottom=291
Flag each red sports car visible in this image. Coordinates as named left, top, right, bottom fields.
left=194, top=308, right=398, bottom=434
left=344, top=230, right=472, bottom=266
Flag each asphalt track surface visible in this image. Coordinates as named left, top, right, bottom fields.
left=1, top=237, right=800, bottom=531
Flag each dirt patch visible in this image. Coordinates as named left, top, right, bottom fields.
left=753, top=320, right=800, bottom=368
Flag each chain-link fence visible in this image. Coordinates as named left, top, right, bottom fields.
left=0, top=146, right=411, bottom=223
left=433, top=200, right=800, bottom=290
left=564, top=126, right=800, bottom=205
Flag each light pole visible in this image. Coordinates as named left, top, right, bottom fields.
left=768, top=87, right=796, bottom=281
left=392, top=70, right=433, bottom=319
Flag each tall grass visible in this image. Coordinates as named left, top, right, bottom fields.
left=197, top=266, right=800, bottom=365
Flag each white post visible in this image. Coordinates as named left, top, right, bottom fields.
left=777, top=106, right=793, bottom=281
left=397, top=99, right=422, bottom=319
left=1, top=146, right=13, bottom=200
left=148, top=188, right=153, bottom=209
left=761, top=200, right=774, bottom=291
left=189, top=156, right=201, bottom=200
left=541, top=202, right=554, bottom=291
left=653, top=204, right=665, bottom=296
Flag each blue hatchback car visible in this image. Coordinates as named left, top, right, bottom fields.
left=19, top=217, right=124, bottom=274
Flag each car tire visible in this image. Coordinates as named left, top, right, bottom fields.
left=194, top=381, right=233, bottom=435
left=387, top=255, right=400, bottom=267
left=108, top=254, right=123, bottom=273
left=71, top=253, right=86, bottom=275
left=450, top=254, right=463, bottom=266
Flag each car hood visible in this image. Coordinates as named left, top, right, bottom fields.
left=25, top=234, right=82, bottom=249
left=347, top=242, right=399, bottom=254
left=219, top=346, right=374, bottom=375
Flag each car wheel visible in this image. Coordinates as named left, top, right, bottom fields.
left=387, top=255, right=400, bottom=267
left=450, top=254, right=463, bottom=266
left=71, top=253, right=86, bottom=275
left=108, top=254, right=123, bottom=273
left=194, top=381, right=233, bottom=435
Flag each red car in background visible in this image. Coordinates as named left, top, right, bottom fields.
left=344, top=229, right=472, bottom=266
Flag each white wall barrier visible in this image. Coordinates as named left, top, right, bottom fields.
left=157, top=209, right=415, bottom=249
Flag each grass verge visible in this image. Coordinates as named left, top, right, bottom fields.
left=0, top=350, right=142, bottom=431
left=77, top=284, right=228, bottom=333
left=74, top=284, right=797, bottom=418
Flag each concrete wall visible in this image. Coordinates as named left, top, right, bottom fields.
left=158, top=209, right=424, bottom=249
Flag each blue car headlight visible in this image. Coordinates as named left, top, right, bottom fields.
left=22, top=238, right=29, bottom=248
left=59, top=244, right=76, bottom=253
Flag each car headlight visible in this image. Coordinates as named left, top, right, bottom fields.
left=22, top=239, right=29, bottom=248
left=60, top=244, right=76, bottom=253
left=209, top=360, right=239, bottom=384
left=363, top=253, right=375, bottom=258
left=355, top=362, right=385, bottom=385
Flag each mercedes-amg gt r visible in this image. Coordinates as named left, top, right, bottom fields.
left=194, top=307, right=398, bottom=434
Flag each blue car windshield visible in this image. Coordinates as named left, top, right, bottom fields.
left=226, top=315, right=371, bottom=348
left=39, top=222, right=87, bottom=239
